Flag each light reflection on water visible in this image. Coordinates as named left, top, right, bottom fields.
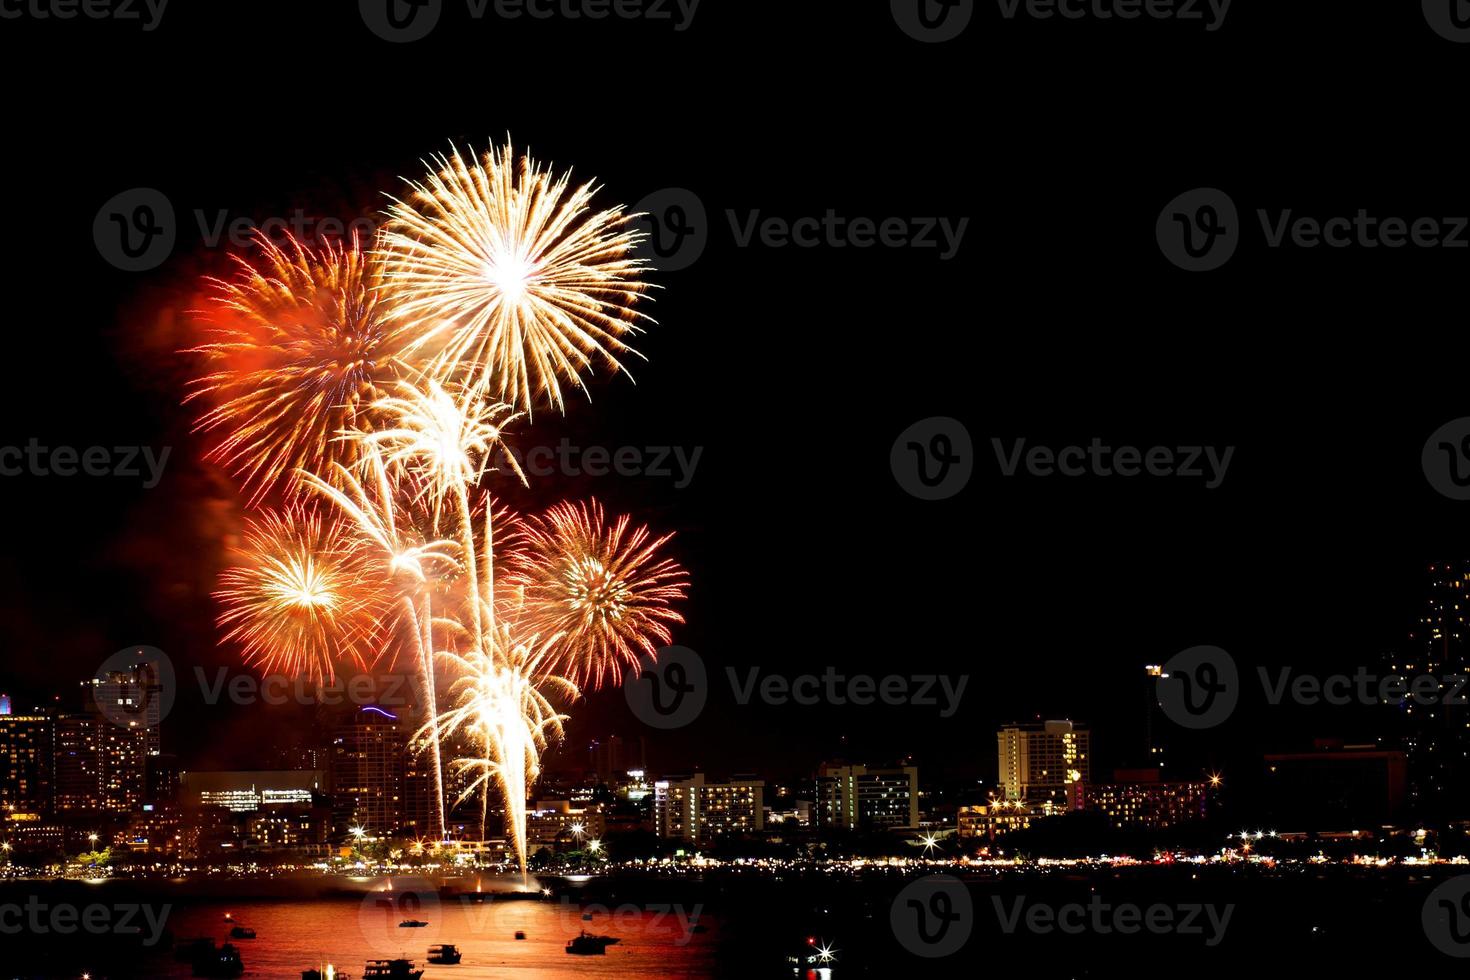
left=151, top=883, right=720, bottom=978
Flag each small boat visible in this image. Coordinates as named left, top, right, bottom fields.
left=192, top=942, right=245, bottom=978
left=229, top=925, right=256, bottom=939
left=398, top=919, right=430, bottom=928
left=363, top=959, right=424, bottom=980
left=691, top=923, right=708, bottom=934
left=581, top=913, right=593, bottom=921
left=566, top=930, right=620, bottom=955
left=514, top=930, right=526, bottom=940
left=427, top=943, right=462, bottom=964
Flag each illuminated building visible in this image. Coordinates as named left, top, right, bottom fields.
left=52, top=713, right=103, bottom=814
left=1084, top=769, right=1210, bottom=830
left=243, top=802, right=331, bottom=856
left=1264, top=741, right=1407, bottom=830
left=814, top=763, right=920, bottom=832
left=997, top=720, right=1091, bottom=809
left=179, top=770, right=324, bottom=812
left=1388, top=562, right=1470, bottom=817
left=84, top=661, right=162, bottom=759
left=329, top=708, right=406, bottom=835
left=654, top=773, right=765, bottom=843
left=957, top=800, right=1049, bottom=840
left=0, top=712, right=52, bottom=818
left=526, top=799, right=606, bottom=853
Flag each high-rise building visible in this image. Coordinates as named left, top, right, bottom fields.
left=0, top=712, right=51, bottom=817
left=814, top=763, right=920, bottom=832
left=653, top=774, right=764, bottom=843
left=997, top=720, right=1091, bottom=808
left=330, top=708, right=406, bottom=836
left=179, top=770, right=324, bottom=812
left=1388, top=562, right=1470, bottom=818
left=52, top=713, right=103, bottom=814
left=1084, top=769, right=1210, bottom=830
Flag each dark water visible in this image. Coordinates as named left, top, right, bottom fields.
left=4, top=865, right=1468, bottom=978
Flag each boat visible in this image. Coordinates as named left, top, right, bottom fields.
left=581, top=913, right=593, bottom=921
left=363, top=959, right=424, bottom=980
left=398, top=919, right=430, bottom=928
left=229, top=925, right=256, bottom=939
left=566, top=930, right=620, bottom=955
left=427, top=943, right=462, bottom=964
left=514, top=930, right=526, bottom=940
left=191, top=942, right=245, bottom=978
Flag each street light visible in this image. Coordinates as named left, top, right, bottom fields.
left=587, top=839, right=603, bottom=854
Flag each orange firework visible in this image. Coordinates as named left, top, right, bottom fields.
left=511, top=499, right=688, bottom=690
left=379, top=141, right=654, bottom=415
left=188, top=230, right=409, bottom=504
left=215, top=507, right=394, bottom=682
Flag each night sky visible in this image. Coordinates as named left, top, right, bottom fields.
left=3, top=0, right=1468, bottom=795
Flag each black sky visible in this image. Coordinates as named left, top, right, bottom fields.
left=1, top=0, right=1467, bottom=793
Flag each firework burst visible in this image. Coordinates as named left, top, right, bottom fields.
left=379, top=141, right=654, bottom=414
left=513, top=498, right=688, bottom=690
left=189, top=231, right=409, bottom=503
left=215, top=507, right=393, bottom=683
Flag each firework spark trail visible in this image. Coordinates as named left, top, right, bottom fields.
left=304, top=449, right=460, bottom=838
left=513, top=498, right=689, bottom=690
left=215, top=507, right=393, bottom=684
left=423, top=624, right=577, bottom=876
left=379, top=141, right=654, bottom=415
left=188, top=231, right=409, bottom=504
